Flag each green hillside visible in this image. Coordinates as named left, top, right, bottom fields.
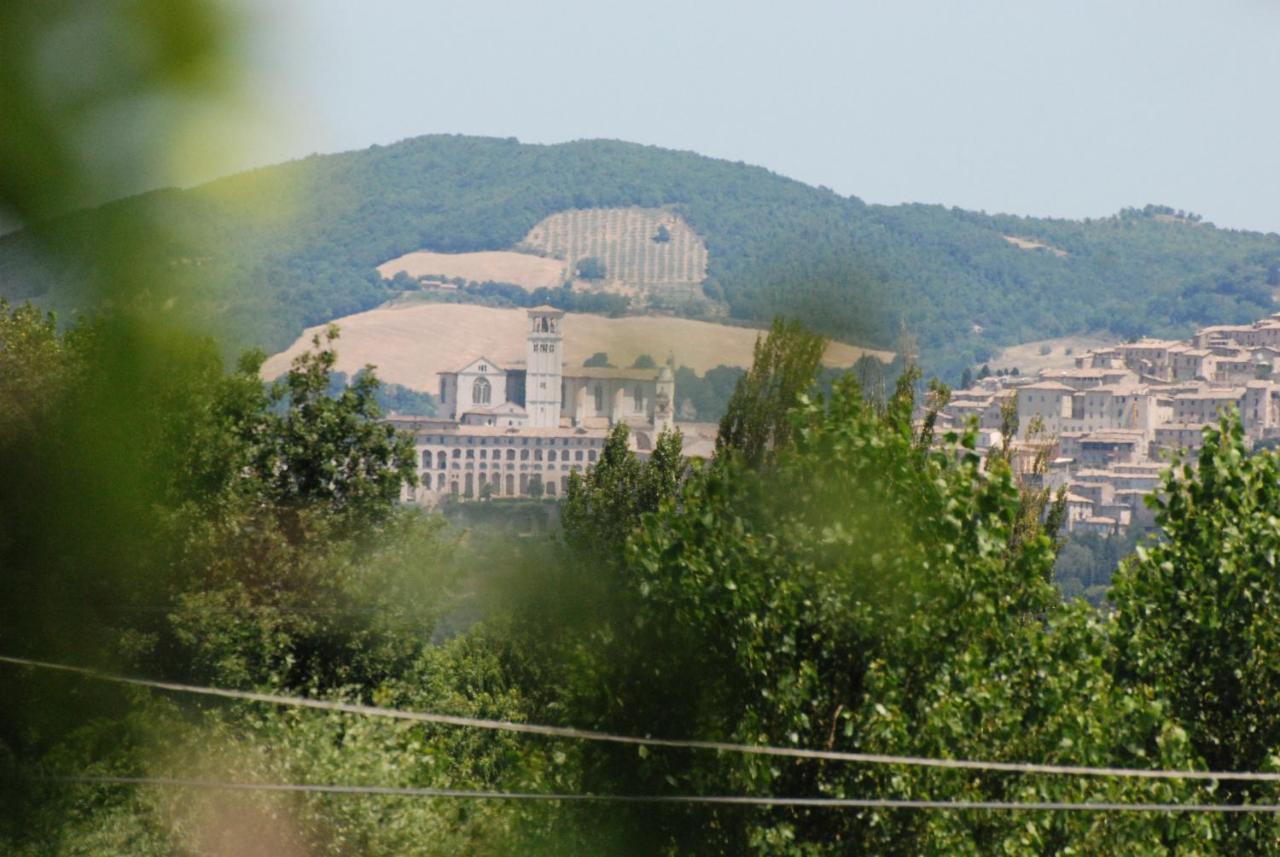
left=3, top=134, right=1278, bottom=377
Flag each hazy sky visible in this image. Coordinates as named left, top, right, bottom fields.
left=225, top=0, right=1280, bottom=233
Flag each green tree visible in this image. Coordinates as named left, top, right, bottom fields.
left=716, top=318, right=827, bottom=466
left=852, top=353, right=888, bottom=410
left=561, top=423, right=684, bottom=570
left=1111, top=416, right=1280, bottom=845
left=555, top=367, right=1202, bottom=854
left=258, top=325, right=417, bottom=542
left=576, top=256, right=606, bottom=280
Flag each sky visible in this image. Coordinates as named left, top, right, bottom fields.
left=214, top=0, right=1280, bottom=233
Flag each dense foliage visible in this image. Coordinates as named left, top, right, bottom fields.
left=321, top=368, right=438, bottom=416
left=546, top=330, right=1222, bottom=853
left=1054, top=529, right=1143, bottom=605
left=3, top=137, right=1278, bottom=378
left=1110, top=422, right=1280, bottom=850
left=12, top=307, right=1280, bottom=853
left=425, top=279, right=632, bottom=317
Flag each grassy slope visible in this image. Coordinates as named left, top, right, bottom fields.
left=259, top=302, right=891, bottom=392
left=2, top=134, right=1277, bottom=378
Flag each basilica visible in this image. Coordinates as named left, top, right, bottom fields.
left=390, top=306, right=677, bottom=502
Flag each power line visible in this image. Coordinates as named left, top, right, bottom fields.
left=3, top=653, right=1277, bottom=785
left=52, top=776, right=1280, bottom=814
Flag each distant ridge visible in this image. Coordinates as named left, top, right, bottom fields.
left=2, top=134, right=1277, bottom=377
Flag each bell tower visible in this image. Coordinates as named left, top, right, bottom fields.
left=525, top=306, right=565, bottom=428
left=654, top=357, right=676, bottom=434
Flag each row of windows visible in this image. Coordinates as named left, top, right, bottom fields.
left=421, top=448, right=597, bottom=467
left=438, top=462, right=582, bottom=472
left=419, top=435, right=603, bottom=447
left=418, top=471, right=569, bottom=498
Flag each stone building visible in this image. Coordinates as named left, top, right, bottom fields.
left=394, top=306, right=679, bottom=504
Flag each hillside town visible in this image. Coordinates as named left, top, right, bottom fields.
left=397, top=307, right=1280, bottom=520
left=937, top=313, right=1280, bottom=536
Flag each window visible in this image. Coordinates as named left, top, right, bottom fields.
left=548, top=449, right=557, bottom=462
left=589, top=450, right=598, bottom=462
left=473, top=377, right=491, bottom=405
left=534, top=448, right=543, bottom=461
left=633, top=385, right=643, bottom=411
left=575, top=450, right=584, bottom=461
left=521, top=449, right=530, bottom=461
left=506, top=449, right=515, bottom=461
left=594, top=384, right=604, bottom=413
left=546, top=481, right=556, bottom=497
left=452, top=449, right=461, bottom=459
left=421, top=450, right=431, bottom=468
left=422, top=472, right=432, bottom=490
left=437, top=451, right=447, bottom=469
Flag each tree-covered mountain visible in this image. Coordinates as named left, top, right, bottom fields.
left=3, top=134, right=1278, bottom=377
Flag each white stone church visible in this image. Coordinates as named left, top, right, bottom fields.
left=390, top=306, right=677, bottom=502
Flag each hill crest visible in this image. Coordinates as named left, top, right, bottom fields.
left=3, top=135, right=1278, bottom=379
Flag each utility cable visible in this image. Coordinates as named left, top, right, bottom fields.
left=5, top=654, right=1280, bottom=784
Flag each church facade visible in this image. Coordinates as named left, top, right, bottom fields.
left=391, top=306, right=676, bottom=503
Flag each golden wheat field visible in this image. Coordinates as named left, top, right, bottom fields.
left=376, top=250, right=569, bottom=289
left=261, top=302, right=891, bottom=391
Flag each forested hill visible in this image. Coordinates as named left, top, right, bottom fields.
left=3, top=134, right=1278, bottom=377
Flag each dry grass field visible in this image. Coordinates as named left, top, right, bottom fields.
left=986, top=334, right=1115, bottom=375
left=376, top=250, right=568, bottom=289
left=1002, top=235, right=1069, bottom=258
left=261, top=302, right=891, bottom=392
